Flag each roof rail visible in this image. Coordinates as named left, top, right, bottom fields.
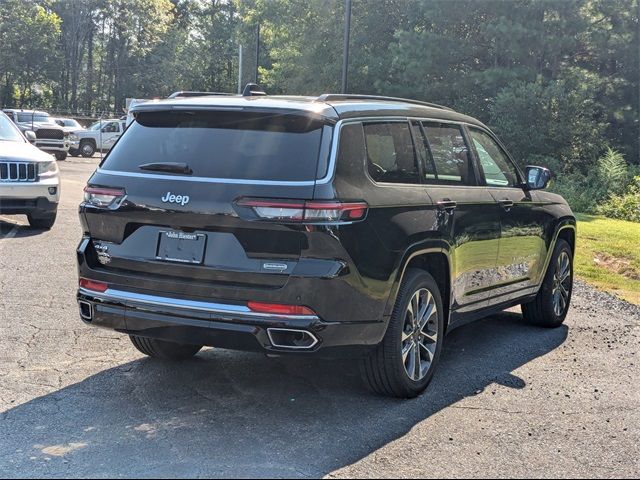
left=316, top=94, right=453, bottom=111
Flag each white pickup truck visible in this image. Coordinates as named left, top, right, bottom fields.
left=69, top=119, right=127, bottom=158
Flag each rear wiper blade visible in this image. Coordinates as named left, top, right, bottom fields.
left=139, top=162, right=193, bottom=175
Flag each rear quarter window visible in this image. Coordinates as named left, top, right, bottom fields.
left=101, top=110, right=329, bottom=182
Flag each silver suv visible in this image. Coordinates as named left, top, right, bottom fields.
left=0, top=111, right=60, bottom=229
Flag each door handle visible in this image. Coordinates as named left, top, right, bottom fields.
left=499, top=199, right=514, bottom=211
left=437, top=199, right=458, bottom=211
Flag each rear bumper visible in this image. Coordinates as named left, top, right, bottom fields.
left=77, top=287, right=386, bottom=357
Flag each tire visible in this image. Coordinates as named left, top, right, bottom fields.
left=55, top=152, right=67, bottom=161
left=129, top=335, right=202, bottom=361
left=80, top=140, right=95, bottom=158
left=361, top=268, right=445, bottom=398
left=69, top=148, right=80, bottom=157
left=522, top=239, right=573, bottom=328
left=27, top=212, right=57, bottom=230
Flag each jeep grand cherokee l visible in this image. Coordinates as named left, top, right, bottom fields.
left=0, top=111, right=60, bottom=229
left=76, top=93, right=576, bottom=398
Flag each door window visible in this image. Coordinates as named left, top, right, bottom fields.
left=363, top=122, right=422, bottom=184
left=420, top=122, right=475, bottom=185
left=102, top=122, right=119, bottom=133
left=469, top=129, right=520, bottom=187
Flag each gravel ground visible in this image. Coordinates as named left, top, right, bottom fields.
left=0, top=158, right=638, bottom=478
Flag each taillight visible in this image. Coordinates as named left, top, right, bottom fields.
left=83, top=186, right=126, bottom=209
left=236, top=199, right=368, bottom=223
left=247, top=301, right=317, bottom=316
left=79, top=278, right=108, bottom=293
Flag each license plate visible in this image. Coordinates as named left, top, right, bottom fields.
left=156, top=231, right=206, bottom=264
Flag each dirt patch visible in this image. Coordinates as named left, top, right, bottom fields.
left=593, top=252, right=640, bottom=280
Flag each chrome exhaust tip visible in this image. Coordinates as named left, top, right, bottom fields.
left=267, top=328, right=319, bottom=350
left=78, top=300, right=93, bottom=322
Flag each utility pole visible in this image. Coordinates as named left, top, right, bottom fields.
left=255, top=24, right=260, bottom=84
left=341, top=0, right=352, bottom=94
left=238, top=45, right=243, bottom=94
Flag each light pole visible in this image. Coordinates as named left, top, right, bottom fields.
left=238, top=44, right=243, bottom=94
left=255, top=24, right=261, bottom=84
left=341, top=0, right=352, bottom=94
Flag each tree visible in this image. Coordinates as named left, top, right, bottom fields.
left=0, top=1, right=62, bottom=107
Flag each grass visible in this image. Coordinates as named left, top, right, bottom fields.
left=575, top=213, right=640, bottom=305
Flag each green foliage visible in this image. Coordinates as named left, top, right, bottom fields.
left=489, top=76, right=605, bottom=169
left=597, top=147, right=629, bottom=196
left=597, top=176, right=640, bottom=223
left=0, top=1, right=62, bottom=107
left=551, top=148, right=635, bottom=214
left=0, top=0, right=636, bottom=170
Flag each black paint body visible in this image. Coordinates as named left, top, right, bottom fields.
left=77, top=96, right=576, bottom=356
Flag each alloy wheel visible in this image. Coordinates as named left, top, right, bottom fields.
left=552, top=251, right=571, bottom=316
left=82, top=144, right=94, bottom=156
left=401, top=288, right=439, bottom=381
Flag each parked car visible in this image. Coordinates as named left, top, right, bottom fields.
left=3, top=109, right=70, bottom=161
left=54, top=117, right=85, bottom=133
left=69, top=119, right=126, bottom=158
left=0, top=111, right=60, bottom=229
left=76, top=92, right=576, bottom=398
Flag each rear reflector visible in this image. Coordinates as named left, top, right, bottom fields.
left=247, top=301, right=316, bottom=316
left=79, top=278, right=108, bottom=293
left=236, top=199, right=368, bottom=223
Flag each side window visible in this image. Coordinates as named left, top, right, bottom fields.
left=103, top=122, right=118, bottom=133
left=421, top=122, right=475, bottom=185
left=363, top=122, right=421, bottom=184
left=469, top=129, right=520, bottom=187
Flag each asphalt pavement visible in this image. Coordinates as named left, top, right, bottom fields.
left=0, top=158, right=638, bottom=478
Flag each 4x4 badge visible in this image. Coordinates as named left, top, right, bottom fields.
left=161, top=192, right=190, bottom=206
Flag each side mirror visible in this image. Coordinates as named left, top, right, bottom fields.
left=525, top=166, right=552, bottom=190
left=24, top=130, right=36, bottom=143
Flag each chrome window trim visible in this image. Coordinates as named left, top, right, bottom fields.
left=96, top=114, right=485, bottom=187
left=79, top=287, right=319, bottom=320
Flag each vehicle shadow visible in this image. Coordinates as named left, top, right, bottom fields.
left=0, top=219, right=48, bottom=238
left=0, top=312, right=568, bottom=478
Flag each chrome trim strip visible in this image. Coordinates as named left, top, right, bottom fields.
left=266, top=328, right=319, bottom=350
left=78, top=287, right=319, bottom=320
left=96, top=115, right=484, bottom=187
left=94, top=168, right=318, bottom=187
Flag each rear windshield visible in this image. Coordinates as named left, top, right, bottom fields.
left=101, top=110, right=328, bottom=182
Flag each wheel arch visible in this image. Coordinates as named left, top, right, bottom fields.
left=80, top=137, right=97, bottom=149
left=556, top=222, right=576, bottom=257
left=385, top=242, right=453, bottom=329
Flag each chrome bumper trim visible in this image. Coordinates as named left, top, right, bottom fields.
left=78, top=287, right=319, bottom=321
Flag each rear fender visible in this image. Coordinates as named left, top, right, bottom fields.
left=383, top=239, right=453, bottom=321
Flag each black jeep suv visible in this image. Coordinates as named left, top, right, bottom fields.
left=77, top=93, right=576, bottom=398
